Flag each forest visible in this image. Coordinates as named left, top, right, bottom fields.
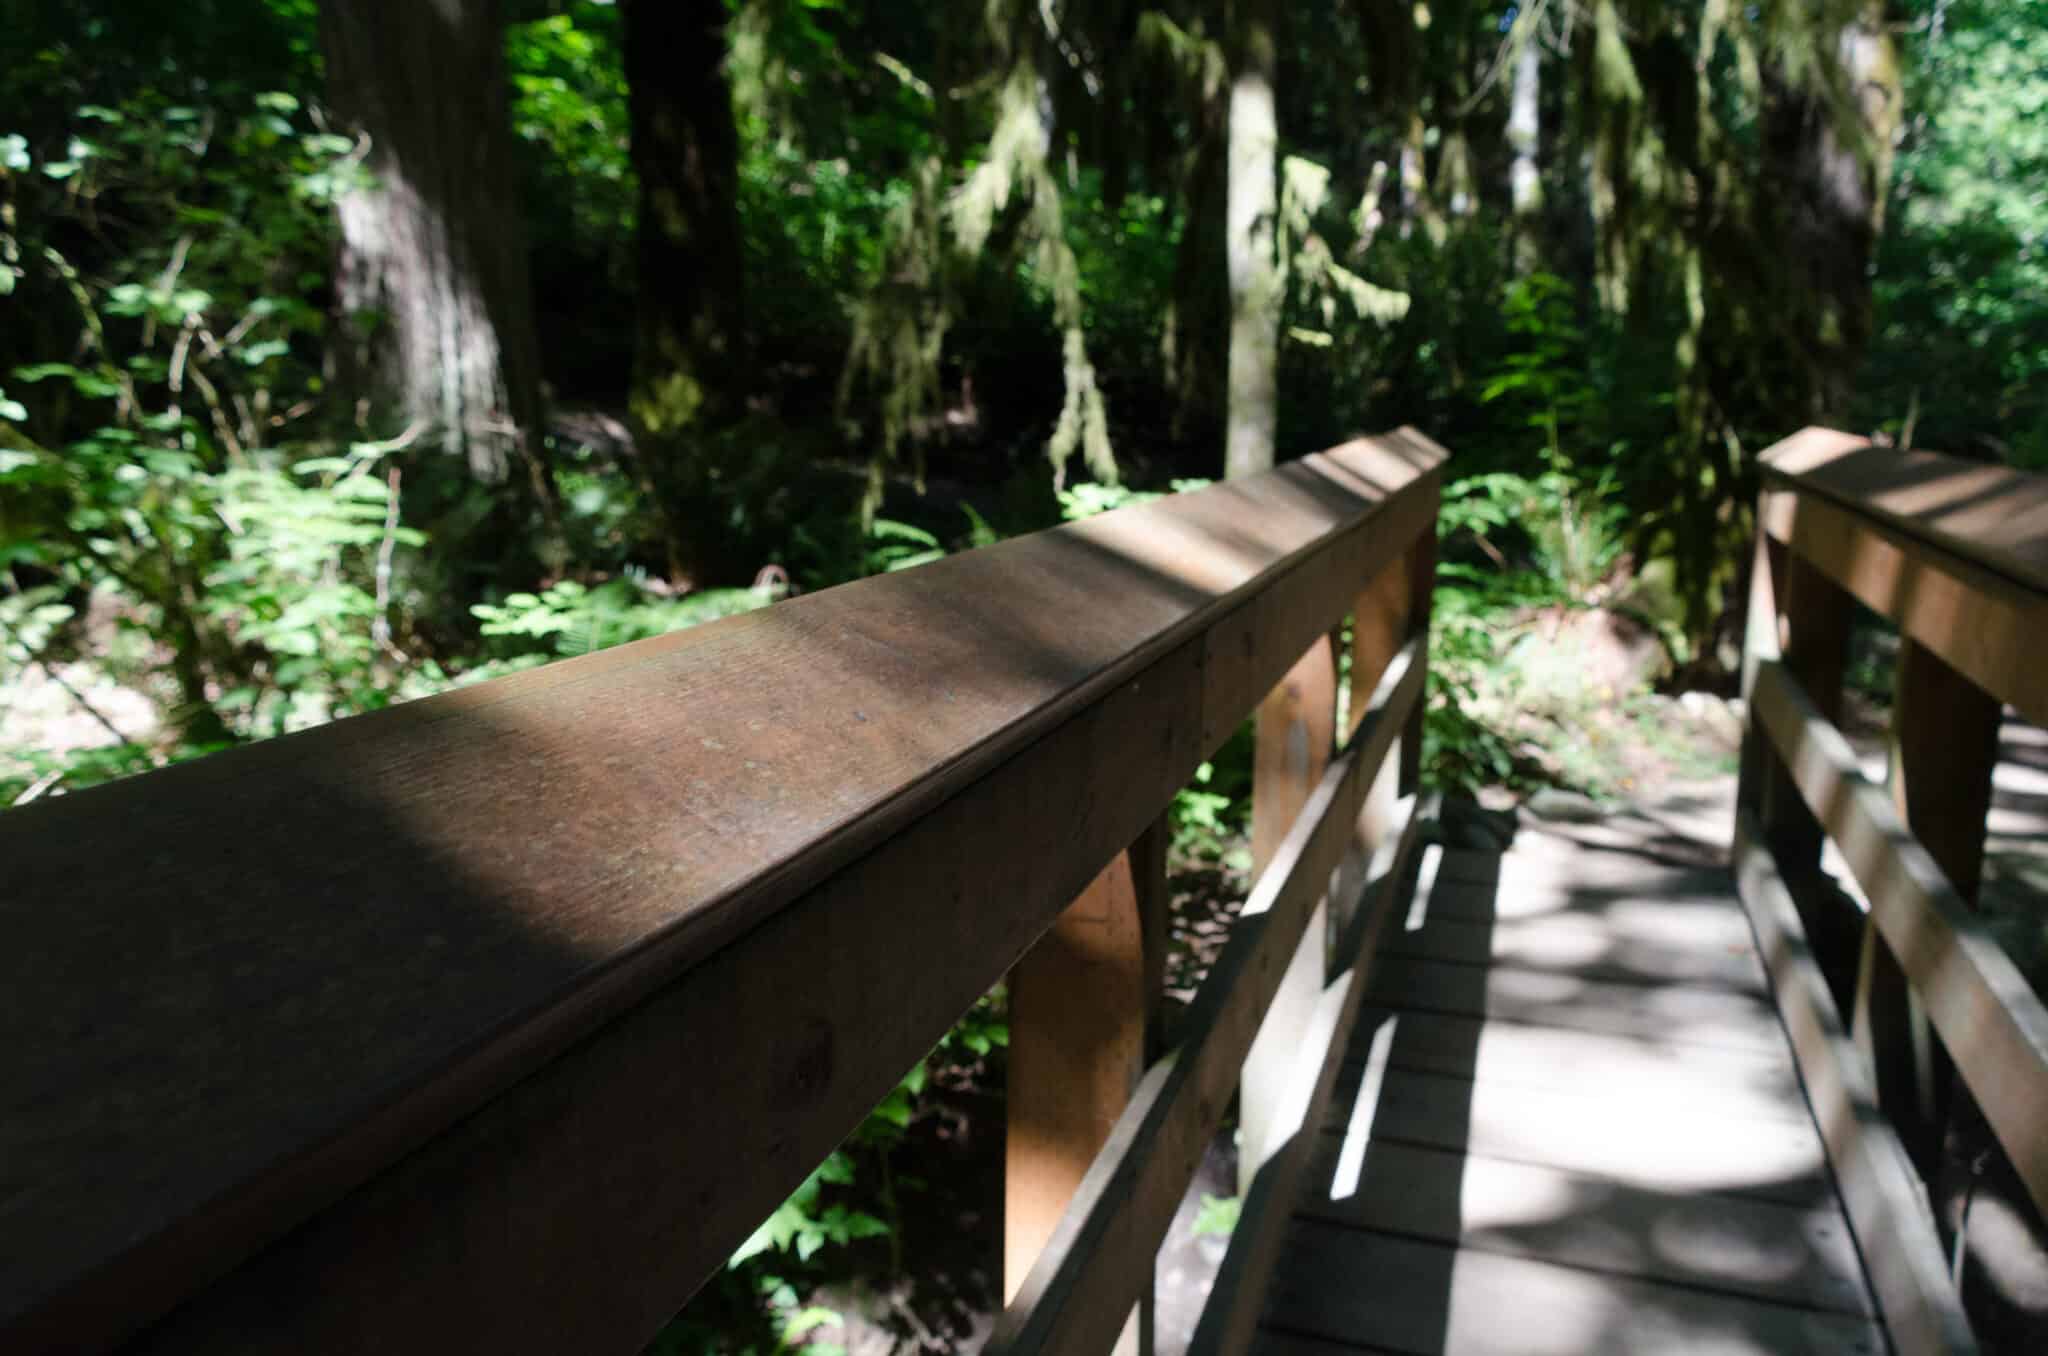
left=3, top=0, right=2046, bottom=1350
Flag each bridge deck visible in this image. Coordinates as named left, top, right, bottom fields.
left=1250, top=824, right=1891, bottom=1355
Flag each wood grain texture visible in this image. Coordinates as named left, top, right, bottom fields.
left=1236, top=807, right=1896, bottom=1356
left=1244, top=635, right=1339, bottom=1191
left=1320, top=1066, right=1831, bottom=1206
left=1379, top=904, right=1768, bottom=993
left=1761, top=427, right=2048, bottom=596
left=1362, top=960, right=1790, bottom=1056
left=0, top=431, right=1448, bottom=1352
left=1331, top=1010, right=1806, bottom=1128
left=986, top=640, right=1425, bottom=1356
left=1257, top=1223, right=1885, bottom=1356
left=1294, top=1140, right=1871, bottom=1316
left=1734, top=811, right=1981, bottom=1356
left=1007, top=851, right=1151, bottom=1308
left=1758, top=485, right=2048, bottom=727
left=1752, top=659, right=2048, bottom=1218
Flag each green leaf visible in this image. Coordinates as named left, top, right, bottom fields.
left=239, top=339, right=291, bottom=366
left=0, top=134, right=27, bottom=171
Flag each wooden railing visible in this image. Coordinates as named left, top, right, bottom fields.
left=1734, top=428, right=2048, bottom=1356
left=0, top=430, right=1446, bottom=1354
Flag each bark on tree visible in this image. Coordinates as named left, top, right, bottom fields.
left=1766, top=0, right=1900, bottom=420
left=1224, top=0, right=1281, bottom=481
left=621, top=0, right=746, bottom=584
left=623, top=0, right=746, bottom=449
left=321, top=0, right=543, bottom=487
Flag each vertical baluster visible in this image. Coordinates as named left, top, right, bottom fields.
left=1857, top=639, right=2002, bottom=1171
left=1006, top=816, right=1166, bottom=1356
left=1239, top=635, right=1338, bottom=1194
left=1335, top=553, right=1410, bottom=937
left=1742, top=513, right=1857, bottom=1005
left=1399, top=513, right=1437, bottom=796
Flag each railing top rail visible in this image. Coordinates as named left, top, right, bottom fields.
left=0, top=429, right=1446, bottom=1351
left=1761, top=426, right=2048, bottom=597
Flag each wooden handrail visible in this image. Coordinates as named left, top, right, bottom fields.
left=1757, top=427, right=2048, bottom=725
left=1737, top=428, right=2048, bottom=1355
left=0, top=429, right=1446, bottom=1353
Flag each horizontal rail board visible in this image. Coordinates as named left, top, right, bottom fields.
left=1757, top=484, right=2048, bottom=726
left=1732, top=810, right=1978, bottom=1356
left=987, top=638, right=1427, bottom=1356
left=1762, top=427, right=2048, bottom=596
left=1750, top=660, right=2048, bottom=1216
left=0, top=432, right=1446, bottom=1352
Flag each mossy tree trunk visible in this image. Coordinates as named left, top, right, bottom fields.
left=623, top=0, right=747, bottom=585
left=1765, top=0, right=1900, bottom=422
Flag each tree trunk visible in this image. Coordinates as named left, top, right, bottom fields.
left=1225, top=0, right=1280, bottom=481
left=1766, top=0, right=1899, bottom=420
left=621, top=0, right=746, bottom=583
left=622, top=0, right=745, bottom=444
left=321, top=0, right=543, bottom=488
left=1507, top=31, right=1543, bottom=271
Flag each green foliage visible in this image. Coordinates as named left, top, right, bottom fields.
left=472, top=577, right=778, bottom=661
left=1192, top=1192, right=1242, bottom=1238
left=1862, top=0, right=2048, bottom=465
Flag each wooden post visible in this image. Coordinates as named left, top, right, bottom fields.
left=1240, top=635, right=1338, bottom=1192
left=1335, top=554, right=1410, bottom=934
left=1736, top=520, right=1784, bottom=820
left=1854, top=639, right=2001, bottom=1174
left=1749, top=527, right=1857, bottom=1006
left=1006, top=821, right=1165, bottom=1356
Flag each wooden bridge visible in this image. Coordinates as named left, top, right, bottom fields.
left=4, top=428, right=2045, bottom=1354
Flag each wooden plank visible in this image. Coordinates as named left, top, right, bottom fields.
left=1427, top=848, right=1733, bottom=897
left=1006, top=850, right=1152, bottom=1346
left=1252, top=637, right=1340, bottom=874
left=1189, top=796, right=1427, bottom=1356
left=1245, top=635, right=1339, bottom=1190
left=1764, top=541, right=1855, bottom=891
left=0, top=432, right=1447, bottom=1352
left=986, top=640, right=1426, bottom=1356
left=1415, top=879, right=1744, bottom=925
left=1337, top=554, right=1410, bottom=937
left=1364, top=959, right=1791, bottom=1056
left=1294, top=1139, right=1872, bottom=1315
left=1380, top=907, right=1768, bottom=993
left=1752, top=659, right=2048, bottom=1216
left=1759, top=484, right=2048, bottom=727
left=1331, top=1011, right=1807, bottom=1127
left=120, top=635, right=1207, bottom=1356
left=1760, top=426, right=2048, bottom=597
left=1733, top=810, right=1981, bottom=1356
left=1258, top=1222, right=1884, bottom=1356
left=1320, top=1066, right=1831, bottom=1206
